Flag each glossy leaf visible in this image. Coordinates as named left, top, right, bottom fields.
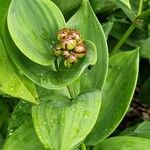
left=7, top=0, right=65, bottom=66
left=3, top=122, right=45, bottom=150
left=93, top=136, right=150, bottom=150
left=32, top=90, right=101, bottom=150
left=85, top=50, right=139, bottom=145
left=0, top=38, right=38, bottom=104
left=3, top=24, right=97, bottom=89
left=140, top=37, right=150, bottom=59
left=67, top=0, right=108, bottom=90
left=130, top=121, right=150, bottom=139
left=51, top=0, right=82, bottom=15
left=8, top=101, right=32, bottom=136
left=121, top=121, right=150, bottom=139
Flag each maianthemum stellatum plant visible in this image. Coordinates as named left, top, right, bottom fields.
left=0, top=0, right=150, bottom=150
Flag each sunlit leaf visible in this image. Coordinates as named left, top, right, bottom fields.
left=67, top=0, right=108, bottom=90
left=93, top=136, right=150, bottom=150
left=3, top=122, right=45, bottom=150
left=32, top=90, right=101, bottom=149
left=0, top=38, right=38, bottom=104
left=7, top=0, right=65, bottom=66
left=85, top=50, right=139, bottom=145
left=3, top=24, right=97, bottom=89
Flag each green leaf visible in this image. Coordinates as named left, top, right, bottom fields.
left=120, top=0, right=131, bottom=9
left=3, top=122, right=45, bottom=150
left=32, top=90, right=101, bottom=150
left=140, top=37, right=150, bottom=59
left=7, top=101, right=32, bottom=136
left=7, top=0, right=65, bottom=66
left=85, top=50, right=139, bottom=145
left=67, top=0, right=108, bottom=90
left=51, top=0, right=82, bottom=15
left=93, top=136, right=150, bottom=150
left=3, top=24, right=97, bottom=89
left=113, top=0, right=136, bottom=21
left=0, top=0, right=10, bottom=36
left=90, top=0, right=116, bottom=13
left=130, top=121, right=150, bottom=139
left=0, top=38, right=38, bottom=104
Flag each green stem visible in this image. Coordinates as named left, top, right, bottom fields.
left=111, top=0, right=144, bottom=55
left=111, top=23, right=136, bottom=55
left=81, top=143, right=86, bottom=150
left=137, top=0, right=144, bottom=15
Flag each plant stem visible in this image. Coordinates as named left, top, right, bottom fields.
left=111, top=0, right=144, bottom=55
left=137, top=0, right=144, bottom=16
left=81, top=143, right=86, bottom=150
left=111, top=23, right=136, bottom=55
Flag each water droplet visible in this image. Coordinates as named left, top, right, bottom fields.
left=42, top=121, right=47, bottom=126
left=84, top=73, right=87, bottom=76
left=51, top=41, right=55, bottom=44
left=10, top=87, right=14, bottom=91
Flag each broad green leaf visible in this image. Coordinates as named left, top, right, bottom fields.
left=8, top=101, right=31, bottom=136
left=0, top=38, right=38, bottom=104
left=120, top=121, right=150, bottom=139
left=3, top=24, right=97, bottom=89
left=85, top=50, right=139, bottom=145
left=140, top=37, right=150, bottom=59
left=51, top=0, right=82, bottom=15
left=7, top=0, right=65, bottom=66
left=67, top=0, right=108, bottom=90
left=32, top=90, right=101, bottom=150
left=3, top=122, right=45, bottom=150
left=93, top=136, right=150, bottom=150
left=139, top=77, right=150, bottom=105
left=0, top=0, right=10, bottom=36
left=130, top=121, right=150, bottom=139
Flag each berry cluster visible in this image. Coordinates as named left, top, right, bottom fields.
left=54, top=28, right=87, bottom=68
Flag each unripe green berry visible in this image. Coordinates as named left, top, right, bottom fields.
left=67, top=39, right=77, bottom=50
